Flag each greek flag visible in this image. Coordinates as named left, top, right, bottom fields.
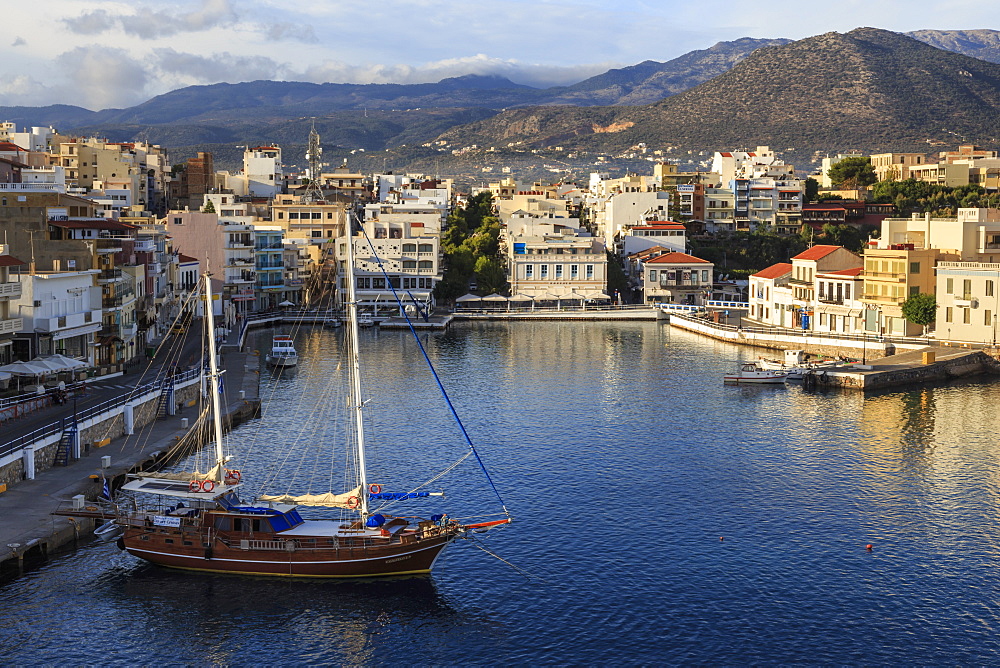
left=101, top=479, right=112, bottom=500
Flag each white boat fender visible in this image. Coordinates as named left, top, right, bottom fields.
left=95, top=519, right=118, bottom=536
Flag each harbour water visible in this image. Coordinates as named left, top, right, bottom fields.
left=4, top=321, right=1000, bottom=663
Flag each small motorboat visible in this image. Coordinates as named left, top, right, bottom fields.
left=265, top=335, right=298, bottom=367
left=323, top=318, right=342, bottom=329
left=724, top=362, right=788, bottom=385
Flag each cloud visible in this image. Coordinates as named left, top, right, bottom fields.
left=265, top=22, right=318, bottom=43
left=55, top=46, right=149, bottom=109
left=298, top=55, right=615, bottom=88
left=63, top=0, right=237, bottom=39
left=11, top=37, right=26, bottom=47
left=153, top=48, right=285, bottom=83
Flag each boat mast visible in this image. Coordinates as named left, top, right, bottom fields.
left=203, top=273, right=226, bottom=483
left=344, top=212, right=370, bottom=515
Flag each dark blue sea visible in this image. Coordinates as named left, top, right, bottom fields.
left=4, top=321, right=1000, bottom=664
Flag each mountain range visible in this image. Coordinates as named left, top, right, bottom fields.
left=3, top=28, right=1000, bottom=168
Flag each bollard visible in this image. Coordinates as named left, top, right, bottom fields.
left=181, top=417, right=189, bottom=428
left=101, top=455, right=111, bottom=468
left=240, top=390, right=245, bottom=400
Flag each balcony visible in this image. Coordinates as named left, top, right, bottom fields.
left=862, top=294, right=905, bottom=305
left=121, top=324, right=137, bottom=339
left=0, top=281, right=22, bottom=299
left=95, top=239, right=124, bottom=254
left=0, top=182, right=64, bottom=193
left=0, top=317, right=24, bottom=334
left=33, top=309, right=100, bottom=333
left=102, top=292, right=135, bottom=309
left=818, top=296, right=844, bottom=305
left=98, top=268, right=123, bottom=283
left=133, top=239, right=156, bottom=252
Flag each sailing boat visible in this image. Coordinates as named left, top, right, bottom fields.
left=97, top=259, right=510, bottom=578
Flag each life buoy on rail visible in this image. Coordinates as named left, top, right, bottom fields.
left=225, top=469, right=242, bottom=483
left=188, top=480, right=202, bottom=493
left=369, top=484, right=382, bottom=494
left=201, top=479, right=216, bottom=493
left=346, top=496, right=360, bottom=509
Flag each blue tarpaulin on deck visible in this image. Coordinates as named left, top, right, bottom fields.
left=369, top=491, right=431, bottom=501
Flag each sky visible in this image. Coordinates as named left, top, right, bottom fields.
left=2, top=0, right=999, bottom=111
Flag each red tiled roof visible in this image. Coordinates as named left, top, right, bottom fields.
left=0, top=142, right=25, bottom=152
left=178, top=254, right=199, bottom=263
left=646, top=252, right=710, bottom=265
left=792, top=245, right=842, bottom=261
left=752, top=263, right=792, bottom=279
left=820, top=267, right=864, bottom=277
left=0, top=255, right=26, bottom=267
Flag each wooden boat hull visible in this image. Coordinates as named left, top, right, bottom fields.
left=121, top=529, right=457, bottom=578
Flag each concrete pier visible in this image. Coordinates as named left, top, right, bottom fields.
left=0, top=343, right=260, bottom=582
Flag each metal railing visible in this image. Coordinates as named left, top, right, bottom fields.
left=0, top=366, right=199, bottom=459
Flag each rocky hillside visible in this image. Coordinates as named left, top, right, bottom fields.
left=436, top=28, right=1000, bottom=156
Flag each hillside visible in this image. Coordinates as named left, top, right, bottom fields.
left=908, top=29, right=1000, bottom=63
left=435, top=28, right=1000, bottom=156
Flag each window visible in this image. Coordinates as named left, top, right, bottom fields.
left=311, top=231, right=322, bottom=238
left=963, top=308, right=971, bottom=324
left=540, top=265, right=548, bottom=279
left=702, top=270, right=709, bottom=282
left=910, top=286, right=919, bottom=296
left=402, top=243, right=416, bottom=253
left=418, top=243, right=433, bottom=253
left=586, top=265, right=594, bottom=280
left=945, top=307, right=953, bottom=323
left=988, top=280, right=994, bottom=297
left=570, top=265, right=579, bottom=279
left=402, top=260, right=416, bottom=269
left=910, top=261, right=920, bottom=274
left=946, top=278, right=953, bottom=294
left=525, top=265, right=533, bottom=279
left=555, top=265, right=563, bottom=279
left=845, top=284, right=851, bottom=300
left=649, top=270, right=657, bottom=282
left=418, top=260, right=433, bottom=269
left=986, top=309, right=993, bottom=327
left=963, top=279, right=972, bottom=300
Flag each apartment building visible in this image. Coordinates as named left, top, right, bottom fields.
left=789, top=245, right=861, bottom=330
left=935, top=262, right=1000, bottom=344
left=870, top=152, right=926, bottom=182
left=506, top=218, right=607, bottom=301
left=636, top=251, right=713, bottom=305
left=0, top=248, right=25, bottom=364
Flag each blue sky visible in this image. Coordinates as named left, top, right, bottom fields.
left=3, top=0, right=999, bottom=110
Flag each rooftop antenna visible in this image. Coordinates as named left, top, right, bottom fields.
left=303, top=120, right=324, bottom=203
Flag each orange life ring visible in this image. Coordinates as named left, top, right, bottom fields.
left=346, top=496, right=360, bottom=509
left=188, top=480, right=202, bottom=493
left=369, top=484, right=382, bottom=494
left=225, top=469, right=242, bottom=483
left=201, top=479, right=216, bottom=493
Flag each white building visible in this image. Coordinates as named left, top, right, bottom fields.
left=506, top=218, right=608, bottom=301
left=748, top=263, right=793, bottom=327
left=10, top=269, right=102, bottom=363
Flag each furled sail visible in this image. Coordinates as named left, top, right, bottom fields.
left=259, top=486, right=363, bottom=508
left=142, top=463, right=224, bottom=482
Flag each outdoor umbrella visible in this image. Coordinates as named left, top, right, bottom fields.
left=0, top=361, right=52, bottom=377
left=42, top=354, right=89, bottom=369
left=31, top=357, right=75, bottom=373
left=278, top=300, right=296, bottom=307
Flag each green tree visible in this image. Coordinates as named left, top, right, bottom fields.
left=605, top=251, right=630, bottom=302
left=827, top=157, right=876, bottom=189
left=474, top=256, right=508, bottom=295
left=202, top=199, right=216, bottom=214
left=804, top=177, right=819, bottom=202
left=901, top=293, right=937, bottom=334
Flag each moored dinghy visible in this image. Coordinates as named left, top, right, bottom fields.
left=724, top=362, right=788, bottom=385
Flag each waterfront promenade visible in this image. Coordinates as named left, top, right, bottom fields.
left=0, top=329, right=260, bottom=579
